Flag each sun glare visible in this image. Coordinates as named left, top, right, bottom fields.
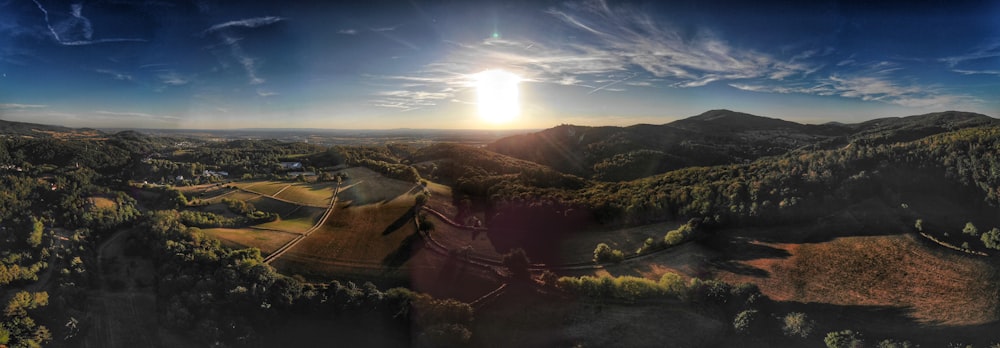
left=475, top=69, right=521, bottom=124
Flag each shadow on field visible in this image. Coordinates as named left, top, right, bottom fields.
left=709, top=259, right=769, bottom=277
left=704, top=235, right=792, bottom=261
left=382, top=232, right=424, bottom=268
left=382, top=208, right=416, bottom=235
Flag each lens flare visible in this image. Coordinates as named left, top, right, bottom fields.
left=475, top=69, right=520, bottom=124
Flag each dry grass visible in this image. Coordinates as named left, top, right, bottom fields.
left=273, top=182, right=337, bottom=206
left=88, top=196, right=117, bottom=210
left=256, top=206, right=325, bottom=234
left=285, top=195, right=417, bottom=263
left=201, top=228, right=298, bottom=254
left=716, top=234, right=1000, bottom=325
left=237, top=181, right=289, bottom=196
left=335, top=167, right=420, bottom=206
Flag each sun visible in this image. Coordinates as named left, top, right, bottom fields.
left=475, top=69, right=521, bottom=124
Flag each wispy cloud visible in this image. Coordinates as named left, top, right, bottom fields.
left=158, top=72, right=192, bottom=86
left=368, top=0, right=821, bottom=110
left=952, top=69, right=1000, bottom=76
left=202, top=16, right=285, bottom=35
left=29, top=0, right=146, bottom=46
left=337, top=29, right=359, bottom=35
left=96, top=69, right=133, bottom=81
left=730, top=67, right=976, bottom=109
left=202, top=17, right=284, bottom=85
left=370, top=0, right=976, bottom=112
left=256, top=89, right=278, bottom=97
left=940, top=40, right=1000, bottom=67
left=0, top=103, right=47, bottom=109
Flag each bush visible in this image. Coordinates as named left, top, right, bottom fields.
left=733, top=309, right=759, bottom=335
left=824, top=330, right=864, bottom=348
left=963, top=222, right=979, bottom=236
left=592, top=243, right=624, bottom=263
left=782, top=312, right=815, bottom=338
left=981, top=227, right=1000, bottom=250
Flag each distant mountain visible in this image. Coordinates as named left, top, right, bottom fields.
left=848, top=111, right=1000, bottom=145
left=0, top=119, right=102, bottom=138
left=487, top=110, right=998, bottom=181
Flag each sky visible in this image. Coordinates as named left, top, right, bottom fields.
left=0, top=0, right=998, bottom=129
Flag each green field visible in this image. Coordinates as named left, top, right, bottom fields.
left=247, top=196, right=303, bottom=216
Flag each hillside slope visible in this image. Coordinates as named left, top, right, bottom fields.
left=487, top=110, right=998, bottom=181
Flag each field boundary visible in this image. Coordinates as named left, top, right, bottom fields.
left=263, top=182, right=342, bottom=264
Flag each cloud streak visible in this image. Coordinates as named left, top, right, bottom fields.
left=30, top=0, right=146, bottom=46
left=96, top=69, right=133, bottom=81
left=0, top=103, right=47, bottom=109
left=202, top=17, right=285, bottom=85
left=369, top=0, right=981, bottom=112
left=202, top=16, right=285, bottom=35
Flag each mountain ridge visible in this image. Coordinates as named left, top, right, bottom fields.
left=487, top=110, right=999, bottom=181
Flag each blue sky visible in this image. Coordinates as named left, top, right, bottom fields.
left=0, top=0, right=998, bottom=129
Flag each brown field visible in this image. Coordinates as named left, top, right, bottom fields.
left=240, top=181, right=290, bottom=196
left=282, top=196, right=417, bottom=265
left=204, top=190, right=260, bottom=204
left=716, top=234, right=1000, bottom=325
left=336, top=167, right=421, bottom=206
left=88, top=196, right=117, bottom=210
left=256, top=206, right=326, bottom=233
left=201, top=228, right=298, bottom=254
left=273, top=182, right=337, bottom=206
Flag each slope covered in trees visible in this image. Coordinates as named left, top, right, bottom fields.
left=487, top=110, right=998, bottom=181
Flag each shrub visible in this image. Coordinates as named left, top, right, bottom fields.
left=824, top=330, right=863, bottom=348
left=963, top=222, right=979, bottom=236
left=592, top=243, right=625, bottom=263
left=733, top=309, right=759, bottom=335
left=981, top=227, right=1000, bottom=250
left=782, top=312, right=815, bottom=338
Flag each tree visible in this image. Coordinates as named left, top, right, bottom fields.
left=963, top=222, right=979, bottom=236
left=825, top=330, right=864, bottom=348
left=733, top=309, right=759, bottom=335
left=981, top=227, right=1000, bottom=250
left=782, top=312, right=815, bottom=338
left=593, top=243, right=612, bottom=263
left=414, top=193, right=428, bottom=207
left=502, top=248, right=530, bottom=280
left=914, top=219, right=923, bottom=232
left=27, top=217, right=43, bottom=248
left=592, top=243, right=624, bottom=263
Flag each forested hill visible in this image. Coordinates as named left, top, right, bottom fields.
left=487, top=110, right=998, bottom=181
left=0, top=119, right=103, bottom=138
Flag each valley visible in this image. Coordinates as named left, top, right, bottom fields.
left=1, top=110, right=1000, bottom=347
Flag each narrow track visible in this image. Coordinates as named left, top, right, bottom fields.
left=263, top=182, right=342, bottom=264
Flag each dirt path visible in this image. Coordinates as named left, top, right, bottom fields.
left=263, top=182, right=342, bottom=264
